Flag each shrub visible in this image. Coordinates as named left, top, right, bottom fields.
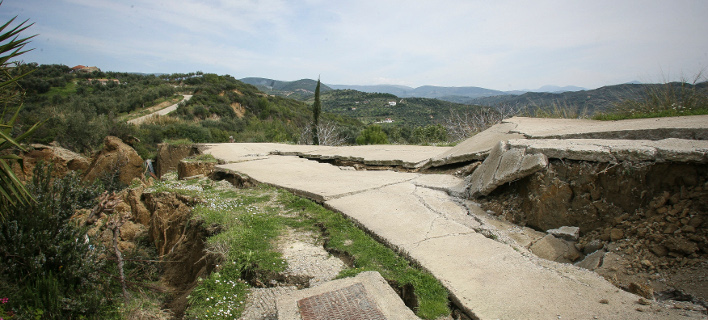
left=355, top=125, right=389, bottom=145
left=0, top=164, right=116, bottom=318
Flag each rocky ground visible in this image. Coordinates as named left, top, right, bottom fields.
left=478, top=159, right=708, bottom=313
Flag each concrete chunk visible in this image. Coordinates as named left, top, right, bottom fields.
left=575, top=249, right=607, bottom=271
left=431, top=122, right=525, bottom=166
left=547, top=226, right=580, bottom=242
left=276, top=271, right=419, bottom=320
left=468, top=141, right=548, bottom=198
left=529, top=234, right=582, bottom=263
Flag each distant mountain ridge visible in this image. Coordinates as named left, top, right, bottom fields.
left=241, top=77, right=586, bottom=101
left=328, top=84, right=509, bottom=100
left=468, top=83, right=695, bottom=115
left=240, top=77, right=333, bottom=100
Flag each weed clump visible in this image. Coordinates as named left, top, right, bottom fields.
left=595, top=75, right=708, bottom=120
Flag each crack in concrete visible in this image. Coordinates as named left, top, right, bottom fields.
left=409, top=231, right=476, bottom=249
left=324, top=176, right=421, bottom=202
left=408, top=185, right=490, bottom=251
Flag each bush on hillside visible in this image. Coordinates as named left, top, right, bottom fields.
left=356, top=125, right=389, bottom=145
left=0, top=164, right=117, bottom=318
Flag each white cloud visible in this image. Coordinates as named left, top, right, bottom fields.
left=4, top=0, right=708, bottom=89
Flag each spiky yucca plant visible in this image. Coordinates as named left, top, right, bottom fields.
left=0, top=9, right=41, bottom=219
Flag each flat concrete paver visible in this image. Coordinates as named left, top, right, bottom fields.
left=277, top=271, right=419, bottom=320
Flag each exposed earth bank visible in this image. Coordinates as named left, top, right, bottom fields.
left=478, top=159, right=708, bottom=310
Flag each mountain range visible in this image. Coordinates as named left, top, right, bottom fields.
left=240, top=77, right=587, bottom=101
left=240, top=77, right=708, bottom=116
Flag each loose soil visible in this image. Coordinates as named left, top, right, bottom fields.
left=478, top=159, right=708, bottom=310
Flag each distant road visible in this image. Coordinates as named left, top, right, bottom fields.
left=127, top=94, right=193, bottom=125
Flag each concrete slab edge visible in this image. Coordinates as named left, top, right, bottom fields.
left=276, top=271, right=419, bottom=320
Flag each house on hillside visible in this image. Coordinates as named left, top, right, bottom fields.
left=376, top=118, right=394, bottom=123
left=388, top=101, right=397, bottom=106
left=71, top=65, right=101, bottom=73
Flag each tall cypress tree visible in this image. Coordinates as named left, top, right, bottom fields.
left=312, top=77, right=321, bottom=145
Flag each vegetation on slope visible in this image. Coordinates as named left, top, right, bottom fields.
left=148, top=175, right=450, bottom=319
left=15, top=65, right=363, bottom=157
left=593, top=80, right=708, bottom=120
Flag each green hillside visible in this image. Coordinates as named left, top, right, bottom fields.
left=469, top=82, right=708, bottom=116
left=16, top=64, right=361, bottom=157
left=313, top=89, right=486, bottom=127
left=240, top=77, right=333, bottom=100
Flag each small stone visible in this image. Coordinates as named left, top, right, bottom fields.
left=640, top=259, right=653, bottom=268
left=575, top=250, right=606, bottom=270
left=669, top=193, right=681, bottom=205
left=637, top=298, right=651, bottom=305
left=663, top=224, right=679, bottom=234
left=547, top=226, right=580, bottom=242
left=650, top=244, right=668, bottom=257
left=599, top=299, right=609, bottom=304
left=629, top=283, right=654, bottom=299
left=656, top=207, right=669, bottom=214
left=682, top=225, right=696, bottom=233
left=610, top=228, right=624, bottom=241
left=664, top=238, right=698, bottom=255
left=529, top=234, right=582, bottom=263
left=688, top=216, right=704, bottom=228
left=583, top=239, right=604, bottom=255
left=599, top=232, right=611, bottom=241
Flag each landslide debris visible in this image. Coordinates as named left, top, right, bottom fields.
left=479, top=159, right=708, bottom=309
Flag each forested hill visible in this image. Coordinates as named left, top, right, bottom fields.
left=311, top=89, right=485, bottom=127
left=16, top=64, right=360, bottom=157
left=241, top=77, right=487, bottom=127
left=467, top=82, right=708, bottom=115
left=240, top=77, right=333, bottom=100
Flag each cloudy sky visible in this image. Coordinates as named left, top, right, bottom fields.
left=3, top=0, right=707, bottom=90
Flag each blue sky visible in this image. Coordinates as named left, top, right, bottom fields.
left=3, top=0, right=707, bottom=90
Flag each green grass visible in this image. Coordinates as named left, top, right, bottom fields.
left=593, top=79, right=708, bottom=120
left=279, top=193, right=450, bottom=319
left=593, top=107, right=708, bottom=120
left=150, top=175, right=450, bottom=319
left=45, top=81, right=77, bottom=97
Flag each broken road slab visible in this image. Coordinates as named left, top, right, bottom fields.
left=506, top=115, right=708, bottom=140
left=432, top=115, right=708, bottom=167
left=207, top=153, right=705, bottom=319
left=201, top=143, right=450, bottom=168
left=216, top=156, right=420, bottom=202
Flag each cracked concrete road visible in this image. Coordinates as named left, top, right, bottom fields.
left=202, top=146, right=707, bottom=319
